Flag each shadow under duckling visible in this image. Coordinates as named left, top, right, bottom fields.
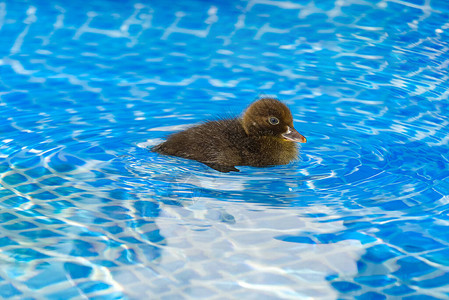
left=152, top=97, right=306, bottom=173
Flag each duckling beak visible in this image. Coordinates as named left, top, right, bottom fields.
left=282, top=126, right=307, bottom=143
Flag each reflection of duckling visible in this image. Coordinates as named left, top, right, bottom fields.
left=152, top=98, right=307, bottom=172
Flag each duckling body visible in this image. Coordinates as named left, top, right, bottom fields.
left=152, top=98, right=306, bottom=172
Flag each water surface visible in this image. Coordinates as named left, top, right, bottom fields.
left=1, top=0, right=449, bottom=299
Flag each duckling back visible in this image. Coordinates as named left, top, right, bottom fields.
left=152, top=118, right=246, bottom=172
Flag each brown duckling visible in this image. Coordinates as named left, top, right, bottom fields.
left=152, top=97, right=306, bottom=172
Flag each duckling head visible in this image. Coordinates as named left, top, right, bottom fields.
left=242, top=98, right=307, bottom=143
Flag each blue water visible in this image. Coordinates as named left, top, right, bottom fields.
left=1, top=0, right=449, bottom=298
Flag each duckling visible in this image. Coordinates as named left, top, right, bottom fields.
left=152, top=97, right=306, bottom=172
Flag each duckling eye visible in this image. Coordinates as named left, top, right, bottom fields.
left=268, top=117, right=280, bottom=125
